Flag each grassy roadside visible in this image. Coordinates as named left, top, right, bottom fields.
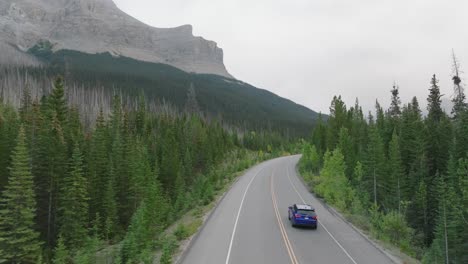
left=299, top=169, right=420, bottom=264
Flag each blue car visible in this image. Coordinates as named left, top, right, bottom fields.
left=288, top=204, right=317, bottom=229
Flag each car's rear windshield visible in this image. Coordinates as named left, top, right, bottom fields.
left=297, top=209, right=316, bottom=216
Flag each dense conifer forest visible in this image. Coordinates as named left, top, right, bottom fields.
left=0, top=77, right=295, bottom=263
left=300, top=71, right=468, bottom=262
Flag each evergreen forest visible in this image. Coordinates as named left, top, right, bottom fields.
left=300, top=71, right=468, bottom=263
left=0, top=76, right=294, bottom=263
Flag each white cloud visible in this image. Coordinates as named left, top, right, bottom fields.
left=114, top=0, right=468, bottom=114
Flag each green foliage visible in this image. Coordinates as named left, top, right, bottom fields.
left=0, top=79, right=287, bottom=262
left=58, top=143, right=89, bottom=249
left=387, top=130, right=404, bottom=212
left=299, top=143, right=320, bottom=174
left=0, top=126, right=42, bottom=262
left=159, top=245, right=172, bottom=264
left=0, top=103, right=19, bottom=193
left=174, top=224, right=190, bottom=241
left=300, top=73, right=467, bottom=260
left=315, top=149, right=354, bottom=210
left=364, top=124, right=387, bottom=206
left=72, top=235, right=100, bottom=264
left=380, top=211, right=413, bottom=248
left=159, top=237, right=178, bottom=264
left=53, top=236, right=70, bottom=264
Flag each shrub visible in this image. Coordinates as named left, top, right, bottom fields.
left=381, top=211, right=413, bottom=247
left=174, top=224, right=189, bottom=241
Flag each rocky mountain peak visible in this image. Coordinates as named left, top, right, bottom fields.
left=0, top=0, right=232, bottom=78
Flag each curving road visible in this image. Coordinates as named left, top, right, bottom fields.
left=179, top=155, right=396, bottom=264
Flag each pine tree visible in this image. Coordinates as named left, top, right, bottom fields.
left=58, top=142, right=89, bottom=249
left=48, top=77, right=68, bottom=125
left=349, top=98, right=367, bottom=166
left=457, top=158, right=468, bottom=262
left=424, top=175, right=463, bottom=263
left=375, top=100, right=386, bottom=142
left=160, top=127, right=180, bottom=194
left=174, top=171, right=186, bottom=213
left=413, top=179, right=429, bottom=244
left=34, top=77, right=70, bottom=247
left=338, top=127, right=354, bottom=179
left=311, top=113, right=327, bottom=158
left=88, top=109, right=109, bottom=227
left=53, top=235, right=70, bottom=264
left=183, top=147, right=193, bottom=185
left=387, top=130, right=404, bottom=213
left=453, top=109, right=468, bottom=161
left=0, top=126, right=42, bottom=262
left=103, top=162, right=118, bottom=241
left=425, top=75, right=453, bottom=243
left=389, top=84, right=402, bottom=118
left=400, top=97, right=424, bottom=175
left=364, top=124, right=387, bottom=206
left=353, top=161, right=369, bottom=210
left=326, top=96, right=347, bottom=150
left=427, top=74, right=444, bottom=124
left=386, top=85, right=402, bottom=149
left=0, top=104, right=19, bottom=193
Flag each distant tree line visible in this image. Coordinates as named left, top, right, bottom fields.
left=300, top=60, right=467, bottom=263
left=0, top=76, right=293, bottom=263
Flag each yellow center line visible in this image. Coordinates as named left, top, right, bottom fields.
left=270, top=173, right=300, bottom=264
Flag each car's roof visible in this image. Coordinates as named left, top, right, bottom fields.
left=296, top=204, right=314, bottom=210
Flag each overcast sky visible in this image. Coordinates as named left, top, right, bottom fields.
left=114, top=0, right=467, bottom=114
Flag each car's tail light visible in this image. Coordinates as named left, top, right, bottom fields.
left=295, top=214, right=301, bottom=218
left=312, top=216, right=317, bottom=220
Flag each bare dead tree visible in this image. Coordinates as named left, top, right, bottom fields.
left=451, top=50, right=466, bottom=118
left=185, top=83, right=201, bottom=115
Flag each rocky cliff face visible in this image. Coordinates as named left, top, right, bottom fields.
left=0, top=0, right=232, bottom=77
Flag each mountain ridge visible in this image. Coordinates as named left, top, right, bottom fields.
left=0, top=0, right=232, bottom=77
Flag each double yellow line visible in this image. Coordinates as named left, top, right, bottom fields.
left=270, top=173, right=300, bottom=264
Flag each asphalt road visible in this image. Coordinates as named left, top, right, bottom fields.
left=179, top=155, right=396, bottom=264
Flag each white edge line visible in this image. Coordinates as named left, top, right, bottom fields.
left=225, top=166, right=265, bottom=264
left=286, top=161, right=358, bottom=264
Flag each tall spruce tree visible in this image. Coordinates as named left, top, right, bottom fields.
left=364, top=123, right=387, bottom=206
left=0, top=104, right=19, bottom=193
left=387, top=130, right=404, bottom=213
left=88, top=109, right=109, bottom=227
left=338, top=127, right=354, bottom=179
left=326, top=96, right=347, bottom=150
left=311, top=113, right=327, bottom=158
left=0, top=126, right=42, bottom=262
left=425, top=74, right=453, bottom=244
left=58, top=142, right=89, bottom=249
left=389, top=84, right=402, bottom=118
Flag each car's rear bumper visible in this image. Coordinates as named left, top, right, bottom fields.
left=292, top=219, right=317, bottom=227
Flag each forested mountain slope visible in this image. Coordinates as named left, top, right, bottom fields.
left=0, top=49, right=318, bottom=137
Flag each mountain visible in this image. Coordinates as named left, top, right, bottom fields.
left=0, top=0, right=319, bottom=136
left=0, top=0, right=231, bottom=77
